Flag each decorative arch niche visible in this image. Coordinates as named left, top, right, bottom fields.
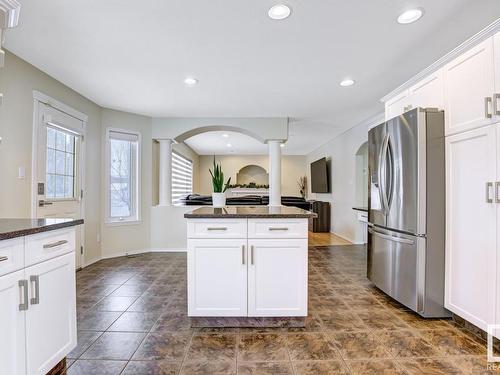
left=236, top=165, right=269, bottom=186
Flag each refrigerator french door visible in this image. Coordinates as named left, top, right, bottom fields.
left=367, top=108, right=449, bottom=317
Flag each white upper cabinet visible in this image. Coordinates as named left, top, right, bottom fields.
left=408, top=70, right=444, bottom=111
left=444, top=38, right=495, bottom=135
left=385, top=90, right=409, bottom=120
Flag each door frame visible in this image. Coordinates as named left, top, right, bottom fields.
left=31, top=91, right=88, bottom=267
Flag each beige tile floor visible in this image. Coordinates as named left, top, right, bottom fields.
left=66, top=245, right=499, bottom=374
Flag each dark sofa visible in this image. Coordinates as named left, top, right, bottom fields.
left=180, top=194, right=311, bottom=210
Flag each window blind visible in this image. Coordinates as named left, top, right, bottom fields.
left=172, top=151, right=193, bottom=204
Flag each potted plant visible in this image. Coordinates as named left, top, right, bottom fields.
left=209, top=156, right=231, bottom=207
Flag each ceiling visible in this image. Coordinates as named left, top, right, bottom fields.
left=4, top=1, right=500, bottom=154
left=185, top=131, right=270, bottom=155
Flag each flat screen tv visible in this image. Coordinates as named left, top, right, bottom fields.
left=311, top=157, right=330, bottom=193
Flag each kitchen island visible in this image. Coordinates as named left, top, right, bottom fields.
left=184, top=206, right=316, bottom=327
left=0, top=218, right=83, bottom=375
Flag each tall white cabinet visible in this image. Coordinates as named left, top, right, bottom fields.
left=0, top=227, right=77, bottom=375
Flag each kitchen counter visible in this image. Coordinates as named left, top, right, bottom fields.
left=0, top=218, right=84, bottom=240
left=184, top=206, right=317, bottom=219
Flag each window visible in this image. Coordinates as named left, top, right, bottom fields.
left=172, top=151, right=193, bottom=204
left=106, top=129, right=140, bottom=223
left=46, top=126, right=76, bottom=199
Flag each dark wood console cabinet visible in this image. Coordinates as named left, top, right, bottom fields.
left=308, top=201, right=331, bottom=233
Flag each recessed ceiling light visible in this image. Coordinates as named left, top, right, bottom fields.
left=226, top=143, right=232, bottom=147
left=340, top=79, right=355, bottom=87
left=268, top=4, right=291, bottom=20
left=222, top=133, right=229, bottom=138
left=280, top=143, right=285, bottom=148
left=184, top=77, right=198, bottom=86
left=397, top=8, right=424, bottom=24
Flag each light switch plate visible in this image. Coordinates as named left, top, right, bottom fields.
left=18, top=166, right=25, bottom=179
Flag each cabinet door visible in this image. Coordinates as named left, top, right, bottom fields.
left=444, top=38, right=495, bottom=135
left=493, top=32, right=500, bottom=121
left=445, top=125, right=497, bottom=331
left=247, top=239, right=307, bottom=317
left=25, top=253, right=76, bottom=375
left=408, top=70, right=444, bottom=110
left=385, top=90, right=409, bottom=120
left=0, top=269, right=27, bottom=375
left=187, top=239, right=247, bottom=317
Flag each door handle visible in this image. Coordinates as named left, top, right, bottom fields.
left=207, top=227, right=227, bottom=231
left=30, top=275, right=40, bottom=305
left=0, top=255, right=8, bottom=262
left=368, top=228, right=415, bottom=245
left=486, top=182, right=493, bottom=203
left=43, top=239, right=68, bottom=249
left=268, top=227, right=289, bottom=231
left=379, top=134, right=390, bottom=214
left=485, top=97, right=493, bottom=119
left=494, top=94, right=500, bottom=116
left=19, top=280, right=28, bottom=311
left=38, top=200, right=53, bottom=207
left=241, top=245, right=245, bottom=265
left=250, top=245, right=254, bottom=265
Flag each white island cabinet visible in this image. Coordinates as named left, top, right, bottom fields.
left=186, top=207, right=314, bottom=319
left=0, top=219, right=81, bottom=375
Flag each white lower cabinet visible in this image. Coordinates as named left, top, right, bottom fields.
left=25, top=252, right=76, bottom=375
left=187, top=218, right=308, bottom=318
left=247, top=239, right=307, bottom=317
left=445, top=124, right=498, bottom=335
left=187, top=239, right=247, bottom=317
left=0, top=228, right=77, bottom=375
left=0, top=269, right=27, bottom=375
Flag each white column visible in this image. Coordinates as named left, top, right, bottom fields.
left=158, top=139, right=173, bottom=206
left=268, top=140, right=282, bottom=206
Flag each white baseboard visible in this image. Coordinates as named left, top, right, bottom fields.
left=81, top=248, right=188, bottom=268
left=330, top=231, right=365, bottom=245
left=150, top=248, right=187, bottom=253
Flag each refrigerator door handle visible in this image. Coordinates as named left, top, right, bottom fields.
left=368, top=227, right=415, bottom=245
left=386, top=136, right=394, bottom=209
left=378, top=134, right=390, bottom=214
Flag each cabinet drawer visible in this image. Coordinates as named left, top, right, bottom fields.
left=25, top=228, right=75, bottom=267
left=0, top=238, right=24, bottom=277
left=187, top=219, right=247, bottom=239
left=248, top=219, right=308, bottom=239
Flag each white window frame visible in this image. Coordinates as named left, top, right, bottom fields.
left=172, top=150, right=193, bottom=205
left=105, top=127, right=141, bottom=225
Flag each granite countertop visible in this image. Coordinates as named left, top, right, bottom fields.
left=0, top=218, right=84, bottom=241
left=352, top=207, right=368, bottom=212
left=184, top=206, right=317, bottom=219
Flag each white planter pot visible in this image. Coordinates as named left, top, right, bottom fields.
left=212, top=192, right=226, bottom=207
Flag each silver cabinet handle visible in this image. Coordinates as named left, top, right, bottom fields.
left=30, top=275, right=40, bottom=305
left=0, top=256, right=8, bottom=262
left=496, top=182, right=500, bottom=204
left=207, top=227, right=227, bottom=231
left=241, top=245, right=245, bottom=265
left=485, top=97, right=493, bottom=119
left=19, top=280, right=28, bottom=311
left=268, top=227, right=289, bottom=231
left=38, top=200, right=53, bottom=207
left=486, top=182, right=493, bottom=203
left=494, top=94, right=500, bottom=116
left=251, top=245, right=254, bottom=265
left=43, top=239, right=68, bottom=249
left=368, top=228, right=415, bottom=245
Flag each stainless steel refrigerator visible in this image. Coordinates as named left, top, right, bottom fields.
left=367, top=108, right=450, bottom=317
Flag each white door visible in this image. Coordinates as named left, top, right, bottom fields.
left=25, top=253, right=76, bottom=375
left=445, top=124, right=497, bottom=331
left=247, top=239, right=307, bottom=317
left=385, top=90, right=409, bottom=120
left=187, top=239, right=247, bottom=317
left=444, top=38, right=495, bottom=135
left=35, top=103, right=85, bottom=268
left=0, top=269, right=27, bottom=375
left=408, top=70, right=444, bottom=110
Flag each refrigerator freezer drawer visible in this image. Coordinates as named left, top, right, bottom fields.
left=367, top=227, right=424, bottom=313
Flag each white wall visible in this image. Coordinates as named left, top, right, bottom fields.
left=0, top=51, right=102, bottom=264
left=306, top=113, right=384, bottom=244
left=198, top=155, right=307, bottom=196
left=100, top=109, right=152, bottom=258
